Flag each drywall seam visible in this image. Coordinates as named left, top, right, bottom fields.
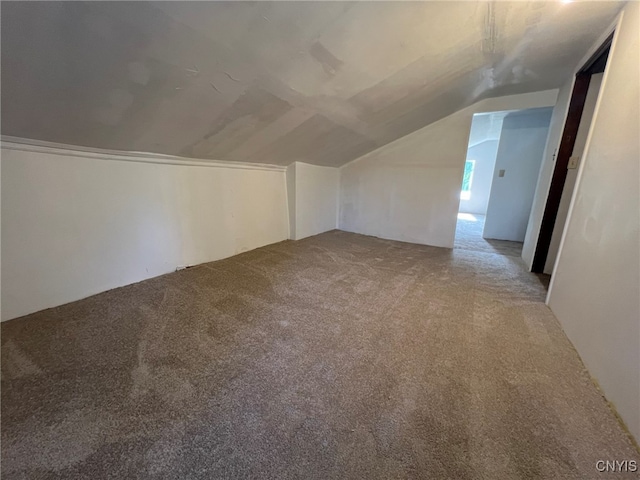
left=0, top=136, right=286, bottom=172
left=338, top=89, right=559, bottom=171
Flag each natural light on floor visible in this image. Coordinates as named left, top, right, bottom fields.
left=457, top=213, right=478, bottom=221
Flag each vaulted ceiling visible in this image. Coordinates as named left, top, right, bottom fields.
left=1, top=1, right=623, bottom=166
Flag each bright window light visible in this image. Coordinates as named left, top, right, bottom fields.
left=457, top=213, right=478, bottom=221
left=460, top=160, right=475, bottom=200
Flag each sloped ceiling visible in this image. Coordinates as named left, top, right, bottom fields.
left=1, top=1, right=623, bottom=166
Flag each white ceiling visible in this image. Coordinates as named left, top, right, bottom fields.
left=1, top=1, right=623, bottom=166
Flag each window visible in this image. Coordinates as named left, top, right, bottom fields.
left=460, top=160, right=475, bottom=200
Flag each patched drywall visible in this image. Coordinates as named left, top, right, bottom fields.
left=1, top=1, right=623, bottom=167
left=0, top=143, right=289, bottom=321
left=339, top=91, right=558, bottom=248
left=483, top=108, right=552, bottom=242
left=288, top=162, right=339, bottom=240
left=548, top=1, right=640, bottom=441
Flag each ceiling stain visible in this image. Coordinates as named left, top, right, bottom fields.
left=1, top=1, right=624, bottom=166
left=309, top=41, right=343, bottom=77
left=184, top=86, right=292, bottom=158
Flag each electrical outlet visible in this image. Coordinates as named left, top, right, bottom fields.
left=568, top=156, right=580, bottom=169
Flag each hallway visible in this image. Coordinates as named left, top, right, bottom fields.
left=2, top=230, right=638, bottom=478
left=454, top=213, right=550, bottom=289
left=454, top=213, right=524, bottom=257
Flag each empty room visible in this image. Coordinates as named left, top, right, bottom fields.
left=1, top=1, right=638, bottom=479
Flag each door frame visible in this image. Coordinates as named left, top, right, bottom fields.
left=530, top=32, right=613, bottom=273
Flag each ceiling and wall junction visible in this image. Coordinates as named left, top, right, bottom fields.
left=1, top=1, right=624, bottom=166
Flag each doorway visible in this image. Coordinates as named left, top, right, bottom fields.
left=455, top=108, right=553, bottom=258
left=454, top=111, right=504, bottom=253
left=531, top=33, right=613, bottom=273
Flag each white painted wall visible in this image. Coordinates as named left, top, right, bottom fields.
left=458, top=139, right=499, bottom=215
left=548, top=2, right=639, bottom=441
left=287, top=162, right=339, bottom=240
left=286, top=162, right=297, bottom=238
left=544, top=73, right=603, bottom=273
left=339, top=90, right=558, bottom=248
left=483, top=108, right=552, bottom=242
left=1, top=142, right=290, bottom=321
left=521, top=80, right=574, bottom=269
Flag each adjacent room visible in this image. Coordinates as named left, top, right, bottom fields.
left=1, top=1, right=638, bottom=478
left=454, top=111, right=505, bottom=254
left=454, top=107, right=552, bottom=259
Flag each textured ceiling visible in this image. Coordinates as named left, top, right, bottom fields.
left=1, top=1, right=623, bottom=166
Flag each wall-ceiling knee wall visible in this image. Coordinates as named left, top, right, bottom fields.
left=1, top=142, right=290, bottom=321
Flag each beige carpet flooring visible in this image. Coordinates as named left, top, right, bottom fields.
left=2, top=227, right=638, bottom=479
left=454, top=213, right=524, bottom=257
